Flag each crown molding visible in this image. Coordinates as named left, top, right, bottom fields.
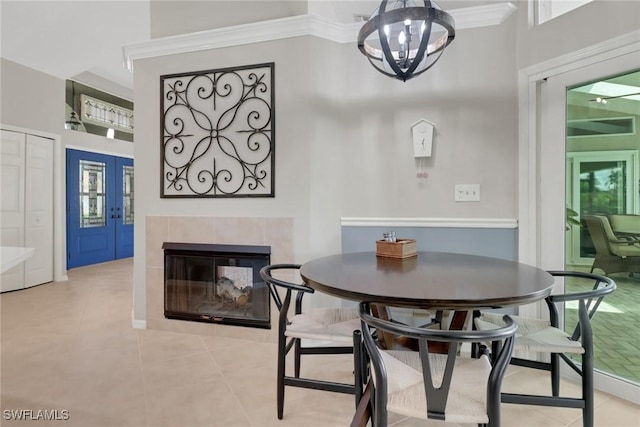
left=341, top=217, right=518, bottom=229
left=123, top=2, right=517, bottom=71
left=454, top=2, right=518, bottom=29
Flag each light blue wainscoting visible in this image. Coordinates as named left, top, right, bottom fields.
left=340, top=218, right=519, bottom=315
left=342, top=226, right=517, bottom=260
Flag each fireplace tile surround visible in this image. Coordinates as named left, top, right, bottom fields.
left=146, top=216, right=294, bottom=341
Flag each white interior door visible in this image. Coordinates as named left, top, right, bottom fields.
left=1, top=130, right=26, bottom=292
left=24, top=134, right=54, bottom=287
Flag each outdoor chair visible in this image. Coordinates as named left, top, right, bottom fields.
left=583, top=215, right=640, bottom=275
left=352, top=302, right=517, bottom=427
left=259, top=264, right=361, bottom=419
left=474, top=271, right=616, bottom=427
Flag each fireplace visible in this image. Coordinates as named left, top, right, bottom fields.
left=163, top=242, right=271, bottom=329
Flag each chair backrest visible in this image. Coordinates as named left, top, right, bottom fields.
left=358, top=302, right=516, bottom=423
left=544, top=271, right=616, bottom=344
left=607, top=214, right=640, bottom=235
left=259, top=263, right=314, bottom=329
left=584, top=215, right=615, bottom=256
left=597, top=215, right=621, bottom=241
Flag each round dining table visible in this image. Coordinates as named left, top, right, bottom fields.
left=300, top=251, right=555, bottom=310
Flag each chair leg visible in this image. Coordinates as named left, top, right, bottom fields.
left=582, top=352, right=594, bottom=427
left=277, top=334, right=286, bottom=419
left=353, top=331, right=363, bottom=406
left=551, top=353, right=560, bottom=396
left=294, top=338, right=302, bottom=378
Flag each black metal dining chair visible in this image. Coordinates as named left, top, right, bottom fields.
left=353, top=302, right=517, bottom=427
left=474, top=270, right=616, bottom=427
left=259, top=264, right=361, bottom=419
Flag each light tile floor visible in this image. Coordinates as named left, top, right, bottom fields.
left=1, top=259, right=639, bottom=427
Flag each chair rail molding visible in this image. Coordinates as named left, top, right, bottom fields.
left=123, top=3, right=517, bottom=69
left=341, top=217, right=518, bottom=229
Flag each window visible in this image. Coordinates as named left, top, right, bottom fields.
left=567, top=117, right=635, bottom=137
left=536, top=0, right=593, bottom=24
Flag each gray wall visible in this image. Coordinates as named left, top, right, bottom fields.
left=1, top=58, right=63, bottom=132
left=1, top=58, right=134, bottom=157
left=331, top=22, right=519, bottom=219
left=133, top=20, right=522, bottom=259
left=515, top=0, right=640, bottom=70
left=150, top=1, right=307, bottom=38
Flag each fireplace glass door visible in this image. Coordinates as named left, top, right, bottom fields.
left=164, top=243, right=271, bottom=329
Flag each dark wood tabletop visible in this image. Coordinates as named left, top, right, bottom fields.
left=300, top=251, right=555, bottom=310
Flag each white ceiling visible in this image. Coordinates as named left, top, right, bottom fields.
left=568, top=71, right=640, bottom=116
left=1, top=1, right=151, bottom=91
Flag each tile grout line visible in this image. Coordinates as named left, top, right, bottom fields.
left=200, top=335, right=255, bottom=426
left=135, top=329, right=152, bottom=427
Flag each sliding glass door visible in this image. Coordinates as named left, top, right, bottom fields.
left=540, top=52, right=640, bottom=401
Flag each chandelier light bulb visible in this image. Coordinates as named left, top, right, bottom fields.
left=398, top=30, right=406, bottom=45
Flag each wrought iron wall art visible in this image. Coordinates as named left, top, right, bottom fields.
left=161, top=63, right=275, bottom=197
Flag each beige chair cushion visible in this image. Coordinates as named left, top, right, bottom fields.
left=476, top=312, right=584, bottom=355
left=609, top=242, right=640, bottom=257
left=608, top=214, right=640, bottom=235
left=594, top=215, right=640, bottom=257
left=285, top=307, right=360, bottom=342
left=376, top=349, right=492, bottom=424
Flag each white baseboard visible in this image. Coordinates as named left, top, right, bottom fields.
left=131, top=311, right=147, bottom=329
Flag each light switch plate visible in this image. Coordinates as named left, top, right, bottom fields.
left=455, top=184, right=480, bottom=202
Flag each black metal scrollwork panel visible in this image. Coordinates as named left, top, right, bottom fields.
left=161, top=63, right=275, bottom=197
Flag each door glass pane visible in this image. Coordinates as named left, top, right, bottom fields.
left=565, top=69, right=640, bottom=386
left=579, top=160, right=627, bottom=257
left=79, top=160, right=106, bottom=228
left=122, top=165, right=134, bottom=225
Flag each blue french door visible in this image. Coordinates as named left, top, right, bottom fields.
left=66, top=149, right=134, bottom=269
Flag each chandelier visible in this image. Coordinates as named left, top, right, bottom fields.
left=357, top=0, right=455, bottom=82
